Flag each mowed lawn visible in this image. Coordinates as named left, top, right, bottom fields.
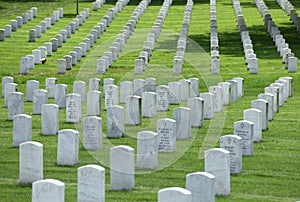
left=0, top=0, right=300, bottom=201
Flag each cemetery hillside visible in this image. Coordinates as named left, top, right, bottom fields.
left=0, top=0, right=300, bottom=201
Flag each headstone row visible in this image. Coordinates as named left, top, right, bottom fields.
left=173, top=0, right=193, bottom=75
left=97, top=0, right=151, bottom=74
left=19, top=8, right=90, bottom=74
left=210, top=0, right=220, bottom=74
left=0, top=7, right=37, bottom=41
left=276, top=0, right=300, bottom=34
left=254, top=0, right=298, bottom=72
left=232, top=0, right=258, bottom=74
left=134, top=0, right=173, bottom=74
left=92, top=0, right=105, bottom=11
left=28, top=8, right=64, bottom=42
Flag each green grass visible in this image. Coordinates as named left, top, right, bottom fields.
left=0, top=0, right=300, bottom=201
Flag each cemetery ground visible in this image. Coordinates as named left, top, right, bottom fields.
left=0, top=0, right=300, bottom=201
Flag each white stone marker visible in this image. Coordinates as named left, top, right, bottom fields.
left=20, top=141, right=43, bottom=185
left=157, top=118, right=176, bottom=152
left=189, top=78, right=199, bottom=97
left=280, top=76, right=293, bottom=97
left=66, top=93, right=81, bottom=123
left=33, top=89, right=48, bottom=115
left=188, top=97, right=204, bottom=127
left=7, top=92, right=24, bottom=120
left=251, top=99, right=268, bottom=130
left=173, top=107, right=191, bottom=140
left=87, top=90, right=101, bottom=116
left=26, top=80, right=39, bottom=102
left=120, top=81, right=132, bottom=103
left=142, top=92, right=156, bottom=118
left=218, top=81, right=231, bottom=105
left=234, top=120, right=254, bottom=156
left=126, top=95, right=141, bottom=125
left=106, top=105, right=124, bottom=138
left=32, top=49, right=41, bottom=65
left=220, top=134, right=242, bottom=174
left=78, top=164, right=105, bottom=202
left=145, top=78, right=156, bottom=92
left=233, top=77, right=244, bottom=98
left=209, top=85, right=223, bottom=112
left=186, top=172, right=215, bottom=202
left=3, top=83, right=17, bottom=106
left=32, top=179, right=64, bottom=202
left=258, top=93, right=274, bottom=121
left=288, top=56, right=297, bottom=72
left=248, top=57, right=258, bottom=74
left=29, top=29, right=36, bottom=42
left=265, top=86, right=278, bottom=113
left=2, top=76, right=13, bottom=97
left=46, top=77, right=57, bottom=98
left=243, top=108, right=262, bottom=142
left=158, top=187, right=192, bottom=202
left=57, top=59, right=66, bottom=74
left=41, top=104, right=59, bottom=135
left=105, top=84, right=119, bottom=110
left=110, top=145, right=134, bottom=190
left=199, top=92, right=214, bottom=119
left=57, top=129, right=79, bottom=166
left=179, top=79, right=190, bottom=101
left=168, top=81, right=181, bottom=105
left=26, top=54, right=34, bottom=69
left=137, top=131, right=158, bottom=170
left=270, top=83, right=284, bottom=107
left=73, top=81, right=86, bottom=103
left=83, top=116, right=102, bottom=150
left=156, top=85, right=169, bottom=111
left=276, top=79, right=288, bottom=102
left=133, top=78, right=145, bottom=96
left=89, top=78, right=100, bottom=91
left=54, top=84, right=68, bottom=108
left=13, top=114, right=32, bottom=147
left=204, top=148, right=230, bottom=196
left=20, top=57, right=29, bottom=74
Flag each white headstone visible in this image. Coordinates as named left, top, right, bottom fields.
left=174, top=107, right=191, bottom=140
left=157, top=118, right=176, bottom=153
left=26, top=80, right=39, bottom=102
left=54, top=84, right=68, bottom=108
left=243, top=108, right=262, bottom=142
left=46, top=78, right=57, bottom=98
left=156, top=85, right=169, bottom=111
left=73, top=81, right=86, bottom=103
left=218, top=81, right=231, bottom=105
left=57, top=129, right=79, bottom=166
left=20, top=57, right=29, bottom=74
left=13, top=114, right=32, bottom=147
left=142, top=92, right=157, bottom=118
left=126, top=95, right=141, bottom=125
left=265, top=86, right=278, bottom=113
left=270, top=83, right=284, bottom=107
left=287, top=56, right=297, bottom=72
left=251, top=99, right=268, bottom=130
left=83, top=116, right=102, bottom=150
left=137, top=131, right=158, bottom=170
left=7, top=92, right=24, bottom=120
left=32, top=49, right=41, bottom=64
left=233, top=77, right=244, bottom=98
left=33, top=89, right=48, bottom=115
left=20, top=141, right=43, bottom=185
left=87, top=90, right=101, bottom=116
left=110, top=145, right=134, bottom=190
left=41, top=104, right=59, bottom=135
left=2, top=76, right=13, bottom=97
left=220, top=135, right=242, bottom=174
left=145, top=78, right=156, bottom=93
left=57, top=59, right=66, bottom=74
left=105, top=84, right=119, bottom=110
left=32, top=179, right=64, bottom=202
left=186, top=172, right=215, bottom=202
left=204, top=148, right=230, bottom=196
left=106, top=105, right=124, bottom=138
left=179, top=79, right=190, bottom=101
left=234, top=120, right=254, bottom=156
left=4, top=82, right=17, bottom=107
left=89, top=78, right=100, bottom=91
left=133, top=78, right=145, bottom=97
left=258, top=93, right=274, bottom=121
left=158, top=187, right=192, bottom=202
left=120, top=81, right=132, bottom=103
left=209, top=85, right=223, bottom=112
left=78, top=165, right=105, bottom=202
left=66, top=93, right=81, bottom=123
left=188, top=97, right=204, bottom=127
left=189, top=78, right=199, bottom=97
left=168, top=82, right=181, bottom=105
left=199, top=92, right=214, bottom=119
